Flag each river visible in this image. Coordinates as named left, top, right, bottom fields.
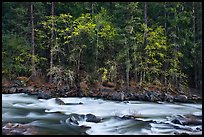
left=2, top=93, right=202, bottom=135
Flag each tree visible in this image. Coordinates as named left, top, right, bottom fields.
left=49, top=2, right=55, bottom=83
left=31, top=2, right=36, bottom=77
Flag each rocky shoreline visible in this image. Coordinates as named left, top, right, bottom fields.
left=2, top=85, right=202, bottom=103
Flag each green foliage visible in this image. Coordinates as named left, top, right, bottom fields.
left=97, top=67, right=108, bottom=82
left=2, top=33, right=31, bottom=77
left=2, top=2, right=202, bottom=91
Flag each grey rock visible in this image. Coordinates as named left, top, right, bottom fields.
left=69, top=116, right=79, bottom=125
left=112, top=91, right=125, bottom=101
left=174, top=95, right=188, bottom=102
left=37, top=92, right=51, bottom=99
left=55, top=98, right=65, bottom=105
left=86, top=114, right=101, bottom=123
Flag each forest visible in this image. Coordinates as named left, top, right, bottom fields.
left=2, top=2, right=203, bottom=135
left=2, top=2, right=202, bottom=94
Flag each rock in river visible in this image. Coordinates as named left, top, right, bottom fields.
left=86, top=114, right=102, bottom=123
left=55, top=98, right=65, bottom=105
left=37, top=92, right=51, bottom=99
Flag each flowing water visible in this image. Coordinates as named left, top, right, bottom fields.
left=2, top=93, right=202, bottom=135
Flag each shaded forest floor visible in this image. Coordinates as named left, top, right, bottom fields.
left=2, top=77, right=202, bottom=103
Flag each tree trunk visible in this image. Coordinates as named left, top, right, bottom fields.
left=125, top=36, right=130, bottom=91
left=144, top=2, right=147, bottom=51
left=164, top=2, right=167, bottom=85
left=49, top=2, right=55, bottom=83
left=143, top=2, right=147, bottom=83
left=95, top=26, right=99, bottom=76
left=31, top=2, right=36, bottom=77
left=90, top=2, right=94, bottom=16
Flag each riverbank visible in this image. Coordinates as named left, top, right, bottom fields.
left=2, top=81, right=202, bottom=103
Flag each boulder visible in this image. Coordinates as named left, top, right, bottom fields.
left=37, top=92, right=51, bottom=99
left=171, top=118, right=183, bottom=125
left=149, top=94, right=159, bottom=102
left=112, top=91, right=125, bottom=101
left=174, top=95, right=188, bottom=102
left=171, top=114, right=202, bottom=126
left=143, top=93, right=150, bottom=101
left=145, top=91, right=160, bottom=102
left=69, top=116, right=79, bottom=126
left=55, top=98, right=65, bottom=105
left=2, top=123, right=38, bottom=135
left=86, top=114, right=101, bottom=123
left=161, top=92, right=174, bottom=102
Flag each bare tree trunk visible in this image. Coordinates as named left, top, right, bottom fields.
left=164, top=2, right=167, bottom=85
left=31, top=2, right=36, bottom=77
left=90, top=2, right=94, bottom=16
left=95, top=26, right=99, bottom=76
left=125, top=36, right=129, bottom=90
left=49, top=2, right=55, bottom=83
left=143, top=2, right=147, bottom=83
left=144, top=2, right=147, bottom=48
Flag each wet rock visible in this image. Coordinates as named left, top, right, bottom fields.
left=2, top=123, right=38, bottom=135
left=77, top=90, right=84, bottom=97
left=65, top=102, right=84, bottom=105
left=37, top=92, right=51, bottom=99
left=147, top=91, right=160, bottom=102
left=131, top=93, right=140, bottom=100
left=161, top=92, right=174, bottom=102
left=196, top=127, right=202, bottom=131
left=86, top=114, right=102, bottom=123
left=183, top=115, right=202, bottom=126
left=171, top=114, right=202, bottom=126
left=174, top=95, right=188, bottom=102
left=149, top=94, right=159, bottom=102
left=55, top=98, right=65, bottom=105
left=143, top=93, right=150, bottom=101
left=79, top=102, right=83, bottom=104
left=124, top=92, right=133, bottom=100
left=183, top=120, right=202, bottom=126
left=171, top=118, right=183, bottom=125
left=112, top=91, right=125, bottom=101
left=69, top=116, right=79, bottom=125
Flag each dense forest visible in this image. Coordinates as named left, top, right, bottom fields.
left=2, top=2, right=202, bottom=94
